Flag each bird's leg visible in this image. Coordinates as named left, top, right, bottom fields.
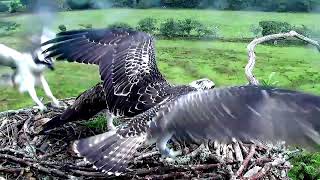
left=156, top=132, right=181, bottom=158
left=40, top=75, right=60, bottom=107
left=106, top=112, right=116, bottom=130
left=27, top=81, right=46, bottom=111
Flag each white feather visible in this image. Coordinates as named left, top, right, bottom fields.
left=0, top=34, right=59, bottom=111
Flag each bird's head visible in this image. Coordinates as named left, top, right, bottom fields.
left=189, top=78, right=215, bottom=90
left=32, top=49, right=55, bottom=70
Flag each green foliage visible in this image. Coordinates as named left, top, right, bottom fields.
left=136, top=17, right=158, bottom=34
left=0, top=21, right=20, bottom=34
left=60, top=0, right=320, bottom=12
left=79, top=23, right=92, bottom=29
left=0, top=2, right=9, bottom=12
left=107, top=22, right=134, bottom=30
left=159, top=18, right=184, bottom=38
left=261, top=72, right=280, bottom=87
left=110, top=0, right=135, bottom=7
left=195, top=24, right=219, bottom=39
left=58, top=24, right=67, bottom=32
left=9, top=0, right=24, bottom=13
left=249, top=24, right=262, bottom=37
left=259, top=21, right=292, bottom=36
left=56, top=0, right=70, bottom=10
left=293, top=24, right=311, bottom=37
left=161, top=0, right=201, bottom=8
left=258, top=20, right=314, bottom=39
left=81, top=114, right=107, bottom=132
left=178, top=18, right=200, bottom=36
left=136, top=0, right=158, bottom=9
left=289, top=151, right=320, bottom=180
left=66, top=0, right=90, bottom=9
left=159, top=18, right=218, bottom=39
left=19, top=0, right=69, bottom=11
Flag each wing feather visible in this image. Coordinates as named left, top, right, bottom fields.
left=150, top=85, right=320, bottom=149
left=43, top=28, right=170, bottom=117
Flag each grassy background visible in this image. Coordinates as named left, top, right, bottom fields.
left=0, top=8, right=319, bottom=113
left=0, top=9, right=319, bottom=179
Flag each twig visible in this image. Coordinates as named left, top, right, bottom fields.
left=236, top=145, right=256, bottom=177
left=0, top=148, right=32, bottom=158
left=233, top=139, right=244, bottom=162
left=145, top=171, right=192, bottom=179
left=245, top=30, right=320, bottom=85
left=134, top=151, right=160, bottom=162
left=0, top=166, right=24, bottom=174
left=248, top=157, right=287, bottom=180
left=0, top=154, right=71, bottom=178
left=131, top=161, right=237, bottom=176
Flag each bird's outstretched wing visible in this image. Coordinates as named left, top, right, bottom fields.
left=42, top=28, right=171, bottom=117
left=31, top=27, right=56, bottom=69
left=0, top=44, right=24, bottom=68
left=151, top=85, right=320, bottom=149
left=40, top=82, right=107, bottom=133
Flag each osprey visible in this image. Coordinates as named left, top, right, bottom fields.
left=40, top=28, right=215, bottom=131
left=0, top=28, right=59, bottom=111
left=73, top=85, right=320, bottom=175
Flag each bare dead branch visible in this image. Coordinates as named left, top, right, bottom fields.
left=0, top=154, right=71, bottom=178
left=233, top=139, right=244, bottom=162
left=236, top=145, right=256, bottom=177
left=0, top=98, right=293, bottom=179
left=245, top=30, right=320, bottom=85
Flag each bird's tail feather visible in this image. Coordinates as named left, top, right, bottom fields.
left=73, top=131, right=145, bottom=175
left=39, top=108, right=78, bottom=134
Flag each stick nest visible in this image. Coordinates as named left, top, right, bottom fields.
left=0, top=99, right=295, bottom=180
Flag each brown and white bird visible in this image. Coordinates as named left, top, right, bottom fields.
left=73, top=85, right=320, bottom=175
left=40, top=28, right=215, bottom=132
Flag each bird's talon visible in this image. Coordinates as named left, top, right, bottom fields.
left=34, top=105, right=47, bottom=112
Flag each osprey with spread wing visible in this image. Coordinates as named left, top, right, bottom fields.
left=73, top=85, right=320, bottom=175
left=40, top=28, right=215, bottom=132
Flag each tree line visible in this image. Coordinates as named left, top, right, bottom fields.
left=68, top=0, right=319, bottom=12
left=5, top=0, right=320, bottom=13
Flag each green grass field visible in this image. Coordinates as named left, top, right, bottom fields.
left=0, top=9, right=320, bottom=111
left=1, top=8, right=320, bottom=38
left=0, top=8, right=319, bottom=179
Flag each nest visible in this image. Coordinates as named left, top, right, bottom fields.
left=0, top=99, right=295, bottom=180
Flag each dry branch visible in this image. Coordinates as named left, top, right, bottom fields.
left=0, top=100, right=294, bottom=179
left=245, top=30, right=320, bottom=85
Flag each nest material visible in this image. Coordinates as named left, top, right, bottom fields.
left=0, top=99, right=294, bottom=180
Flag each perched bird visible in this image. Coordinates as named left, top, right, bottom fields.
left=40, top=28, right=215, bottom=131
left=0, top=28, right=59, bottom=111
left=73, top=85, right=320, bottom=175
